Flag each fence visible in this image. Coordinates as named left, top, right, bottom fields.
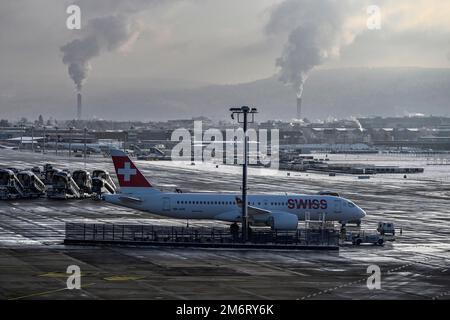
left=65, top=222, right=339, bottom=247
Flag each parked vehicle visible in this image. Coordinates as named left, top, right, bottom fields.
left=47, top=171, right=81, bottom=199
left=346, top=232, right=385, bottom=246
left=16, top=171, right=46, bottom=198
left=0, top=169, right=24, bottom=199
left=72, top=170, right=93, bottom=197
left=91, top=169, right=117, bottom=199
left=377, top=222, right=395, bottom=235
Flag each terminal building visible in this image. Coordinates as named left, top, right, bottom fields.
left=2, top=115, right=450, bottom=154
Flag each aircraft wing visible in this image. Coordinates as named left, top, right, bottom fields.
left=117, top=195, right=142, bottom=203
left=234, top=196, right=272, bottom=221
left=247, top=205, right=271, bottom=216
left=212, top=199, right=297, bottom=229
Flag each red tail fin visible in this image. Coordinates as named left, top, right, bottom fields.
left=110, top=149, right=152, bottom=188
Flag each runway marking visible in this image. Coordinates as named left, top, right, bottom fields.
left=104, top=275, right=146, bottom=281
left=227, top=286, right=272, bottom=300
left=212, top=251, right=308, bottom=277
left=38, top=271, right=92, bottom=278
left=300, top=254, right=448, bottom=300
left=8, top=282, right=96, bottom=300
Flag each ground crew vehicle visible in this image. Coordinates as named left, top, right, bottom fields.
left=72, top=170, right=93, bottom=197
left=16, top=171, right=46, bottom=198
left=0, top=169, right=24, bottom=199
left=47, top=171, right=81, bottom=199
left=91, top=169, right=116, bottom=199
left=377, top=222, right=395, bottom=235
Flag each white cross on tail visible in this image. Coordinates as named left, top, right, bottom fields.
left=117, top=162, right=136, bottom=181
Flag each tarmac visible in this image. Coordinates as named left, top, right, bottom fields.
left=0, top=149, right=449, bottom=300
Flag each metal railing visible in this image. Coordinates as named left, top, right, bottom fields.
left=65, top=223, right=339, bottom=246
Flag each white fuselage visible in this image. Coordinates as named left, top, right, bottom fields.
left=104, top=189, right=366, bottom=224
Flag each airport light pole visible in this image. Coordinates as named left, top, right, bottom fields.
left=55, top=126, right=59, bottom=156
left=20, top=125, right=24, bottom=151
left=230, top=106, right=258, bottom=243
left=31, top=125, right=34, bottom=153
left=69, top=126, right=73, bottom=158
left=84, top=127, right=87, bottom=169
left=43, top=126, right=46, bottom=154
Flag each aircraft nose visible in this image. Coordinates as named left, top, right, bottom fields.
left=359, top=207, right=366, bottom=218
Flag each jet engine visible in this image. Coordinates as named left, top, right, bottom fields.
left=268, top=212, right=299, bottom=230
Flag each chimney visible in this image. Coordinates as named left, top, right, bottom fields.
left=296, top=97, right=302, bottom=119
left=77, top=93, right=82, bottom=120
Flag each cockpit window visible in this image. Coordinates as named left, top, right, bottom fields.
left=348, top=202, right=355, bottom=207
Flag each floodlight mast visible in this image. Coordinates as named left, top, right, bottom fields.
left=229, top=106, right=258, bottom=243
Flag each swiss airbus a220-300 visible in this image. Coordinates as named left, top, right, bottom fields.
left=103, top=150, right=366, bottom=231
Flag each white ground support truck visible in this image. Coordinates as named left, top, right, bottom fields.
left=344, top=222, right=396, bottom=246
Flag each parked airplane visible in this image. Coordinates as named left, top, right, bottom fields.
left=103, top=150, right=366, bottom=231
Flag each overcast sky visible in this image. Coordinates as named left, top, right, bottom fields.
left=1, top=0, right=450, bottom=120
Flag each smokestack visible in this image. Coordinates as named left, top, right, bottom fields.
left=296, top=97, right=302, bottom=120
left=77, top=93, right=82, bottom=120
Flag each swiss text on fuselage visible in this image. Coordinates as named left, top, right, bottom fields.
left=287, top=199, right=327, bottom=210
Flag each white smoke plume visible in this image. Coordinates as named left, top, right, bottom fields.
left=266, top=0, right=365, bottom=98
left=61, top=0, right=168, bottom=92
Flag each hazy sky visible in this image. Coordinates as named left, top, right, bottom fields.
left=1, top=0, right=450, bottom=120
